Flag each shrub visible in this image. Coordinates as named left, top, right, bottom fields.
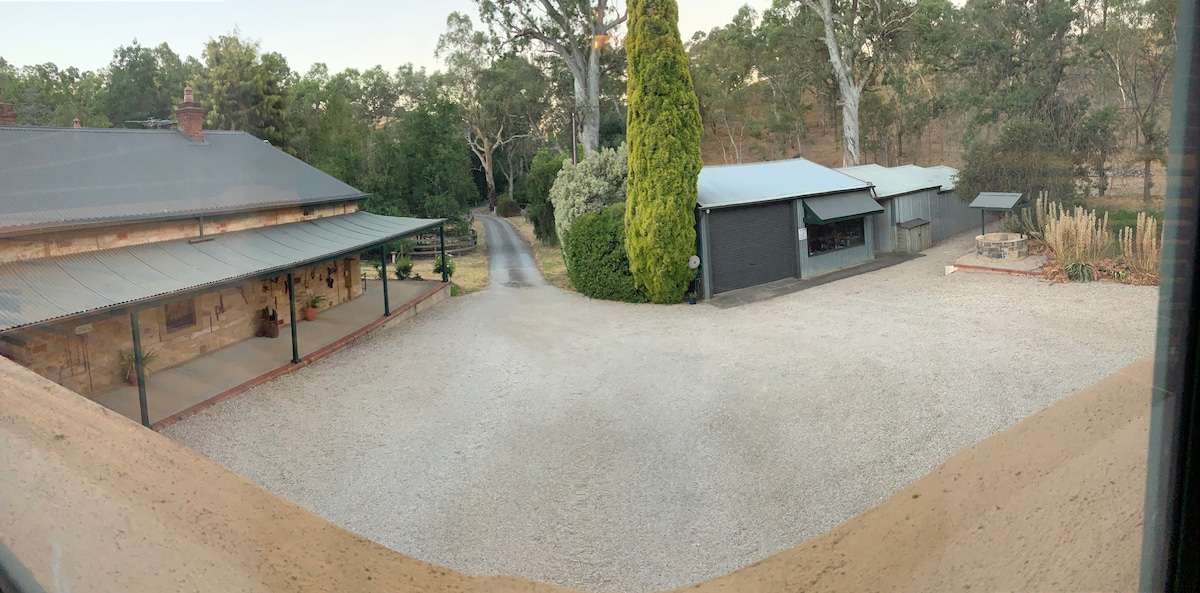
left=394, top=256, right=413, bottom=280
left=1044, top=205, right=1112, bottom=263
left=519, top=149, right=568, bottom=244
left=624, top=0, right=704, bottom=304
left=370, top=259, right=384, bottom=279
left=562, top=203, right=647, bottom=303
left=549, top=143, right=627, bottom=241
left=496, top=196, right=522, bottom=217
left=1118, top=212, right=1163, bottom=275
left=432, top=253, right=456, bottom=279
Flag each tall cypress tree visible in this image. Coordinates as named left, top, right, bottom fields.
left=624, top=0, right=704, bottom=304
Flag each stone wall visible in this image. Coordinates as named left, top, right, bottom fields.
left=0, top=203, right=358, bottom=263
left=0, top=255, right=362, bottom=396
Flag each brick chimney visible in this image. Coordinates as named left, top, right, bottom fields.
left=176, top=86, right=204, bottom=138
left=0, top=94, right=16, bottom=126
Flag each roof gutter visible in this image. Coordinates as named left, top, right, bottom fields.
left=0, top=194, right=370, bottom=240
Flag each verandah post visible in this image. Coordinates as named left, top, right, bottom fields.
left=129, top=310, right=150, bottom=428
left=287, top=272, right=300, bottom=364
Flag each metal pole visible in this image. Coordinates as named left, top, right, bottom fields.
left=287, top=272, right=300, bottom=364
left=571, top=111, right=578, bottom=165
left=981, top=210, right=986, bottom=236
left=380, top=245, right=391, bottom=316
left=439, top=225, right=448, bottom=283
left=129, top=310, right=150, bottom=428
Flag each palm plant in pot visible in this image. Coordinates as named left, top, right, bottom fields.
left=303, top=294, right=328, bottom=321
left=118, top=346, right=158, bottom=386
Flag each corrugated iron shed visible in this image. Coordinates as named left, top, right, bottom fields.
left=0, top=211, right=442, bottom=333
left=0, top=127, right=368, bottom=236
left=969, top=192, right=1027, bottom=210
left=698, top=158, right=870, bottom=209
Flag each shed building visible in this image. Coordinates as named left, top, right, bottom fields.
left=837, top=164, right=975, bottom=252
left=696, top=159, right=881, bottom=299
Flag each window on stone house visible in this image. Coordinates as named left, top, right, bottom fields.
left=163, top=298, right=196, bottom=332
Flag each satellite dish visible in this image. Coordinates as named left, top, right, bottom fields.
left=688, top=255, right=701, bottom=269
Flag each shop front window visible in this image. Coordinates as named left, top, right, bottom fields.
left=807, top=218, right=866, bottom=256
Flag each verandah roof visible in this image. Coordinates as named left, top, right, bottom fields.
left=0, top=211, right=443, bottom=333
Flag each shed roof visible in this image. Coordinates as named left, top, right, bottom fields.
left=697, top=158, right=871, bottom=209
left=837, top=164, right=959, bottom=197
left=0, top=211, right=442, bottom=333
left=837, top=164, right=939, bottom=198
left=969, top=192, right=1027, bottom=210
left=0, top=127, right=368, bottom=237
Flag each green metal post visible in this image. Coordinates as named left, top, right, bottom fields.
left=380, top=245, right=391, bottom=316
left=439, top=225, right=448, bottom=283
left=287, top=272, right=300, bottom=364
left=129, top=310, right=150, bottom=428
left=981, top=210, right=986, bottom=236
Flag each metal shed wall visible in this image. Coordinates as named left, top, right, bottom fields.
left=872, top=199, right=897, bottom=253
left=798, top=210, right=875, bottom=278
left=892, top=188, right=976, bottom=244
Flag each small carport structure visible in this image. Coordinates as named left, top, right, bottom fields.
left=0, top=211, right=448, bottom=427
left=968, top=192, right=1029, bottom=235
left=695, top=158, right=881, bottom=299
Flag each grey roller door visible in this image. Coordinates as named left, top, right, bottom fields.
left=708, top=200, right=797, bottom=294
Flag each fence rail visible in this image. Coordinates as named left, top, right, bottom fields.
left=399, top=229, right=478, bottom=258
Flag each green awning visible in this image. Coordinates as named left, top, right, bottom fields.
left=0, top=211, right=443, bottom=333
left=803, top=191, right=884, bottom=224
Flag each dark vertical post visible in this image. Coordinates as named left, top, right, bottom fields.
left=980, top=210, right=986, bottom=236
left=380, top=245, right=391, bottom=316
left=129, top=310, right=150, bottom=428
left=287, top=272, right=300, bottom=364
left=439, top=225, right=448, bottom=283
left=1142, top=0, right=1200, bottom=586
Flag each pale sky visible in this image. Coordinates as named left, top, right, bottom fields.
left=1, top=0, right=773, bottom=74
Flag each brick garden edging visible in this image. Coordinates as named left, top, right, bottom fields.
left=152, top=281, right=451, bottom=431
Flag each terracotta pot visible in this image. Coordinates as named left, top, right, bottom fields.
left=303, top=307, right=319, bottom=321
left=125, top=369, right=138, bottom=386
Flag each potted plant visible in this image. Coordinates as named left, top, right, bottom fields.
left=303, top=294, right=327, bottom=321
left=118, top=346, right=158, bottom=386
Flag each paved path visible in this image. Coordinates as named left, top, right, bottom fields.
left=479, top=214, right=544, bottom=289
left=165, top=229, right=1160, bottom=592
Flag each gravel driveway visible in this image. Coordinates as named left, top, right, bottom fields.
left=165, top=218, right=1159, bottom=592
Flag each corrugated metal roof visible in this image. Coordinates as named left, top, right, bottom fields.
left=804, top=191, right=884, bottom=222
left=0, top=211, right=442, bottom=333
left=698, top=158, right=871, bottom=209
left=837, top=164, right=958, bottom=197
left=898, top=217, right=930, bottom=229
left=969, top=192, right=1027, bottom=210
left=0, top=127, right=368, bottom=235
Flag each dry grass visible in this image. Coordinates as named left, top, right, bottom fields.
left=503, top=215, right=573, bottom=291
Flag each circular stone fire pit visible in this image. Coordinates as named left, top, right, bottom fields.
left=976, top=232, right=1028, bottom=261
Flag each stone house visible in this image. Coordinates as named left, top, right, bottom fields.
left=0, top=88, right=442, bottom=400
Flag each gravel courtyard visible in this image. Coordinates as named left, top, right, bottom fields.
left=165, top=219, right=1159, bottom=593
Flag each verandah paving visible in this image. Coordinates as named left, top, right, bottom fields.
left=93, top=279, right=440, bottom=426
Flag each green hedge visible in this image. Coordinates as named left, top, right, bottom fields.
left=496, top=196, right=522, bottom=217
left=563, top=203, right=647, bottom=303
